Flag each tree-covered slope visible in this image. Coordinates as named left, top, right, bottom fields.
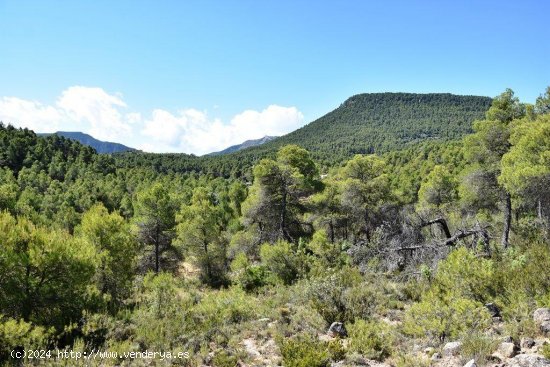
left=39, top=131, right=136, bottom=154
left=208, top=135, right=278, bottom=155
left=245, top=92, right=492, bottom=163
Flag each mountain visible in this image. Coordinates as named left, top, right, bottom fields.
left=209, top=136, right=278, bottom=155
left=114, top=92, right=492, bottom=177
left=237, top=92, right=492, bottom=162
left=39, top=131, right=136, bottom=154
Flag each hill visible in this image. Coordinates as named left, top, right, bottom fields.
left=113, top=92, right=492, bottom=177
left=208, top=136, right=277, bottom=155
left=39, top=131, right=136, bottom=154
left=240, top=92, right=492, bottom=163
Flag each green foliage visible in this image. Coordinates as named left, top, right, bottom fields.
left=230, top=253, right=269, bottom=292
left=460, top=331, right=497, bottom=364
left=0, top=212, right=96, bottom=330
left=135, top=183, right=178, bottom=273
left=133, top=272, right=194, bottom=349
left=79, top=203, right=137, bottom=312
left=260, top=240, right=305, bottom=285
left=277, top=334, right=330, bottom=367
left=211, top=349, right=239, bottom=367
left=417, top=165, right=458, bottom=208
left=500, top=113, right=550, bottom=212
left=542, top=343, right=550, bottom=359
left=348, top=319, right=394, bottom=361
left=242, top=145, right=320, bottom=243
left=0, top=316, right=51, bottom=360
left=434, top=247, right=495, bottom=302
left=403, top=248, right=494, bottom=342
left=177, top=186, right=229, bottom=286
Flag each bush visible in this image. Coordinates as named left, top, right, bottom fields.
left=403, top=292, right=491, bottom=342
left=0, top=316, right=51, bottom=361
left=212, top=349, right=239, bottom=367
left=542, top=343, right=550, bottom=359
left=278, top=334, right=330, bottom=367
left=348, top=319, right=394, bottom=361
left=303, top=267, right=362, bottom=323
left=132, top=272, right=194, bottom=349
left=260, top=240, right=306, bottom=285
left=230, top=253, right=270, bottom=292
left=433, top=247, right=495, bottom=303
left=191, top=287, right=258, bottom=332
left=460, top=331, right=497, bottom=364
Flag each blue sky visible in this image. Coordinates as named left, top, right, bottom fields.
left=0, top=0, right=548, bottom=154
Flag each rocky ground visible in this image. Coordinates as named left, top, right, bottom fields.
left=235, top=308, right=550, bottom=367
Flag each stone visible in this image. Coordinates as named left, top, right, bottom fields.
left=463, top=359, right=477, bottom=367
left=431, top=352, right=441, bottom=360
left=534, top=308, right=550, bottom=325
left=521, top=337, right=536, bottom=349
left=485, top=302, right=501, bottom=317
left=497, top=341, right=518, bottom=358
left=502, top=335, right=514, bottom=343
left=508, top=354, right=550, bottom=367
left=442, top=341, right=462, bottom=356
left=541, top=321, right=550, bottom=335
left=327, top=322, right=348, bottom=338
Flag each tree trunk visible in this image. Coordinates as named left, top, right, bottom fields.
left=364, top=209, right=371, bottom=242
left=155, top=226, right=160, bottom=273
left=329, top=219, right=335, bottom=243
left=538, top=198, right=543, bottom=219
left=501, top=193, right=512, bottom=248
left=280, top=187, right=290, bottom=241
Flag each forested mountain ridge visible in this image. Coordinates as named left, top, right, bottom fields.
left=208, top=135, right=278, bottom=155
left=113, top=92, right=492, bottom=177
left=38, top=131, right=136, bottom=153
left=264, top=92, right=492, bottom=159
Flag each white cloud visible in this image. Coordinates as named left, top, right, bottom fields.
left=0, top=86, right=305, bottom=154
left=56, top=86, right=132, bottom=141
left=0, top=86, right=133, bottom=142
left=0, top=97, right=62, bottom=132
left=141, top=105, right=304, bottom=154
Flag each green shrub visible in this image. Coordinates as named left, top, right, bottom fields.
left=260, top=240, right=306, bottom=285
left=433, top=247, right=495, bottom=303
left=460, top=331, right=497, bottom=364
left=403, top=292, right=491, bottom=342
left=230, top=253, right=270, bottom=292
left=0, top=316, right=51, bottom=360
left=542, top=343, right=550, bottom=359
left=133, top=272, right=194, bottom=349
left=303, top=267, right=362, bottom=323
left=348, top=319, right=394, bottom=361
left=278, top=334, right=330, bottom=367
left=393, top=352, right=430, bottom=367
left=326, top=339, right=346, bottom=361
left=212, top=350, right=239, bottom=367
left=192, top=287, right=258, bottom=332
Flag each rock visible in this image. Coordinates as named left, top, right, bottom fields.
left=521, top=337, right=536, bottom=349
left=502, top=335, right=514, bottom=343
left=534, top=308, right=550, bottom=325
left=328, top=322, right=348, bottom=338
left=497, top=341, right=518, bottom=358
left=486, top=303, right=501, bottom=317
left=442, top=341, right=462, bottom=356
left=463, top=359, right=477, bottom=367
left=508, top=354, right=550, bottom=367
left=431, top=352, right=441, bottom=360
left=541, top=321, right=550, bottom=335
